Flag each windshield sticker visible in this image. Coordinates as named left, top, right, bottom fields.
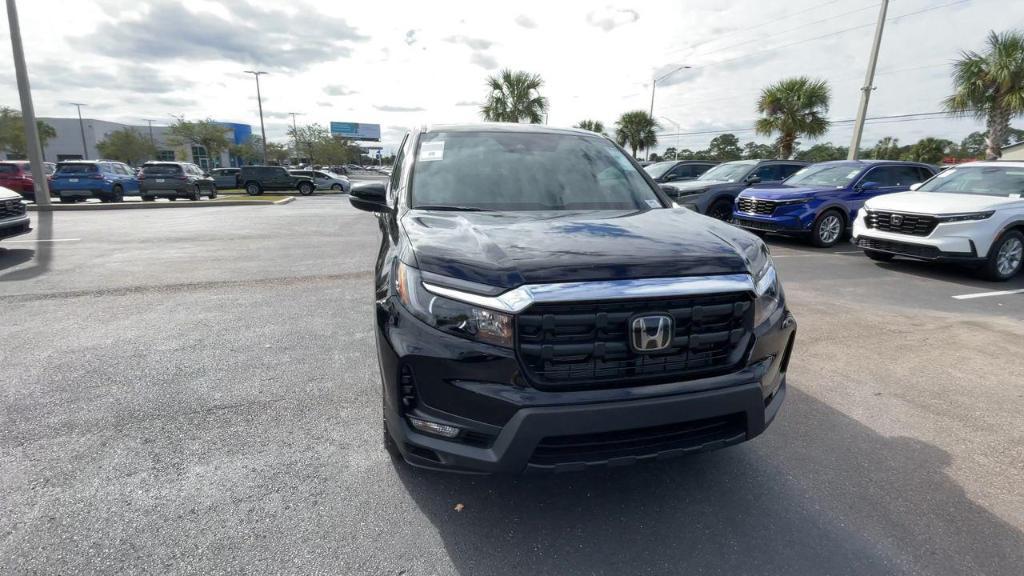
left=419, top=141, right=445, bottom=162
left=793, top=168, right=808, bottom=176
left=937, top=169, right=955, bottom=178
left=646, top=199, right=661, bottom=208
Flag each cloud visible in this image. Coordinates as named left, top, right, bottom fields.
left=586, top=7, right=639, bottom=31
left=404, top=30, right=418, bottom=46
left=470, top=52, right=499, bottom=70
left=455, top=101, right=483, bottom=107
left=650, top=64, right=703, bottom=88
left=374, top=105, right=426, bottom=112
left=515, top=15, right=536, bottom=29
left=32, top=61, right=183, bottom=94
left=444, top=35, right=494, bottom=51
left=263, top=111, right=294, bottom=119
left=317, top=101, right=332, bottom=107
left=324, top=85, right=357, bottom=96
left=70, top=1, right=367, bottom=71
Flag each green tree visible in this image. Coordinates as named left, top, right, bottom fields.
left=959, top=128, right=1024, bottom=158
left=575, top=119, right=606, bottom=135
left=754, top=76, right=831, bottom=159
left=675, top=148, right=696, bottom=160
left=614, top=110, right=659, bottom=158
left=902, top=137, right=956, bottom=164
left=265, top=141, right=290, bottom=165
left=795, top=142, right=848, bottom=162
left=706, top=133, right=743, bottom=161
left=230, top=135, right=265, bottom=165
left=0, top=106, right=56, bottom=159
left=663, top=146, right=678, bottom=160
left=481, top=69, right=548, bottom=123
left=95, top=128, right=157, bottom=165
left=166, top=117, right=230, bottom=167
left=870, top=136, right=902, bottom=160
left=288, top=123, right=362, bottom=166
left=943, top=30, right=1024, bottom=159
left=742, top=141, right=775, bottom=159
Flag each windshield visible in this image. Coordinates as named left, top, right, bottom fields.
left=643, top=161, right=676, bottom=179
left=785, top=163, right=863, bottom=187
left=917, top=165, right=1024, bottom=197
left=698, top=162, right=753, bottom=182
left=143, top=164, right=183, bottom=176
left=410, top=131, right=662, bottom=211
left=57, top=163, right=98, bottom=174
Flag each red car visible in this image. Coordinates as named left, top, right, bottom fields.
left=0, top=161, right=55, bottom=201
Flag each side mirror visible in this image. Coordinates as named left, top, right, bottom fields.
left=659, top=185, right=680, bottom=197
left=745, top=175, right=762, bottom=184
left=909, top=182, right=922, bottom=191
left=859, top=181, right=879, bottom=191
left=350, top=181, right=388, bottom=213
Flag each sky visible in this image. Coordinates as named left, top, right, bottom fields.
left=2, top=0, right=1022, bottom=156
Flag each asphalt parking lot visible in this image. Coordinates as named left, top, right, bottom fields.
left=2, top=197, right=1022, bottom=575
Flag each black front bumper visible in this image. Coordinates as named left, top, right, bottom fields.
left=0, top=215, right=31, bottom=240
left=378, top=299, right=797, bottom=474
left=854, top=236, right=983, bottom=263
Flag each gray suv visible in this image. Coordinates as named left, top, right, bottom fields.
left=240, top=166, right=316, bottom=196
left=663, top=159, right=807, bottom=220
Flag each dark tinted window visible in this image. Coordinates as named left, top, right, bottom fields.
left=779, top=164, right=805, bottom=179
left=143, top=164, right=184, bottom=175
left=916, top=167, right=935, bottom=182
left=666, top=165, right=690, bottom=179
left=57, top=163, right=99, bottom=174
left=292, top=170, right=312, bottom=177
left=867, top=166, right=922, bottom=187
left=752, top=164, right=780, bottom=181
left=411, top=131, right=661, bottom=211
left=0, top=164, right=18, bottom=174
left=693, top=164, right=713, bottom=176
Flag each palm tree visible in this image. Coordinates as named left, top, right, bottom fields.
left=871, top=136, right=901, bottom=160
left=481, top=69, right=548, bottom=124
left=614, top=111, right=659, bottom=158
left=575, top=120, right=606, bottom=135
left=943, top=30, right=1024, bottom=160
left=754, top=77, right=830, bottom=160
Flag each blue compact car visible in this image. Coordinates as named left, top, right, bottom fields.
left=731, top=160, right=937, bottom=247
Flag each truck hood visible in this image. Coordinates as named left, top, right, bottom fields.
left=401, top=207, right=760, bottom=289
left=864, top=191, right=1024, bottom=214
left=740, top=184, right=835, bottom=201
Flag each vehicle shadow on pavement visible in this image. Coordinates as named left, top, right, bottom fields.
left=0, top=210, right=52, bottom=282
left=0, top=248, right=35, bottom=271
left=393, top=387, right=1023, bottom=576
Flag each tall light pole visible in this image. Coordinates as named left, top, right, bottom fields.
left=848, top=0, right=889, bottom=160
left=141, top=118, right=156, bottom=147
left=6, top=0, right=50, bottom=206
left=648, top=64, right=691, bottom=160
left=287, top=112, right=303, bottom=165
left=244, top=70, right=269, bottom=164
left=658, top=116, right=681, bottom=158
left=68, top=102, right=88, bottom=159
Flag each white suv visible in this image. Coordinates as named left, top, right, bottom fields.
left=852, top=161, right=1024, bottom=281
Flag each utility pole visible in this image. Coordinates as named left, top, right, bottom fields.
left=848, top=0, right=889, bottom=160
left=69, top=102, right=88, bottom=159
left=6, top=0, right=50, bottom=206
left=648, top=64, right=691, bottom=161
left=244, top=70, right=269, bottom=164
left=142, top=118, right=155, bottom=147
left=288, top=112, right=303, bottom=165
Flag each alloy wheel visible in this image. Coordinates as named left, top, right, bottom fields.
left=996, top=237, right=1023, bottom=277
left=819, top=215, right=842, bottom=244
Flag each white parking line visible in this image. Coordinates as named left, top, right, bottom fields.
left=952, top=288, right=1024, bottom=300
left=2, top=238, right=81, bottom=243
left=772, top=250, right=861, bottom=258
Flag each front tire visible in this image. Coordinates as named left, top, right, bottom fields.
left=209, top=186, right=217, bottom=199
left=190, top=185, right=202, bottom=201
left=246, top=182, right=261, bottom=196
left=298, top=182, right=314, bottom=196
left=707, top=198, right=734, bottom=222
left=331, top=183, right=343, bottom=191
left=811, top=210, right=844, bottom=247
left=980, top=230, right=1024, bottom=281
left=142, top=195, right=155, bottom=202
left=864, top=249, right=894, bottom=262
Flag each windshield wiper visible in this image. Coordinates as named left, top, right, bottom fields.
left=414, top=205, right=495, bottom=212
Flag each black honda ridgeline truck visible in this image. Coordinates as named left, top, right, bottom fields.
left=350, top=124, right=796, bottom=474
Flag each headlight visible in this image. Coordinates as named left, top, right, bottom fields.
left=936, top=211, right=994, bottom=223
left=395, top=262, right=514, bottom=348
left=774, top=197, right=810, bottom=205
left=753, top=253, right=782, bottom=326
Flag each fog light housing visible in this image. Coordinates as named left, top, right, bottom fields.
left=408, top=416, right=460, bottom=438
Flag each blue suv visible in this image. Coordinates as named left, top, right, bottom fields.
left=732, top=160, right=936, bottom=247
left=50, top=160, right=140, bottom=203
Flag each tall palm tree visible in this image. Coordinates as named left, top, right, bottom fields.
left=614, top=111, right=659, bottom=158
left=943, top=30, right=1024, bottom=159
left=754, top=77, right=830, bottom=160
left=871, top=136, right=901, bottom=160
left=575, top=119, right=606, bottom=135
left=481, top=69, right=548, bottom=124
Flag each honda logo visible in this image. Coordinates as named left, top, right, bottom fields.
left=630, top=314, right=673, bottom=353
left=891, top=214, right=904, bottom=226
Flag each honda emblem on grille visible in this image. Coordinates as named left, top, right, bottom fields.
left=891, top=214, right=904, bottom=226
left=630, top=314, right=673, bottom=353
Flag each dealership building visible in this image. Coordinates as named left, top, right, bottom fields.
left=1, top=117, right=253, bottom=169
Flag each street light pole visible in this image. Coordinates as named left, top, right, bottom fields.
left=647, top=64, right=691, bottom=160
left=658, top=116, right=681, bottom=157
left=244, top=70, right=269, bottom=164
left=69, top=102, right=88, bottom=159
left=6, top=0, right=50, bottom=206
left=142, top=118, right=155, bottom=147
left=848, top=0, right=889, bottom=160
left=288, top=112, right=303, bottom=165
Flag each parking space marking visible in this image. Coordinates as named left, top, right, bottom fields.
left=952, top=288, right=1024, bottom=300
left=772, top=251, right=861, bottom=258
left=3, top=238, right=81, bottom=243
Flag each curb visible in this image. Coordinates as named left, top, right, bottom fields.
left=28, top=196, right=295, bottom=211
